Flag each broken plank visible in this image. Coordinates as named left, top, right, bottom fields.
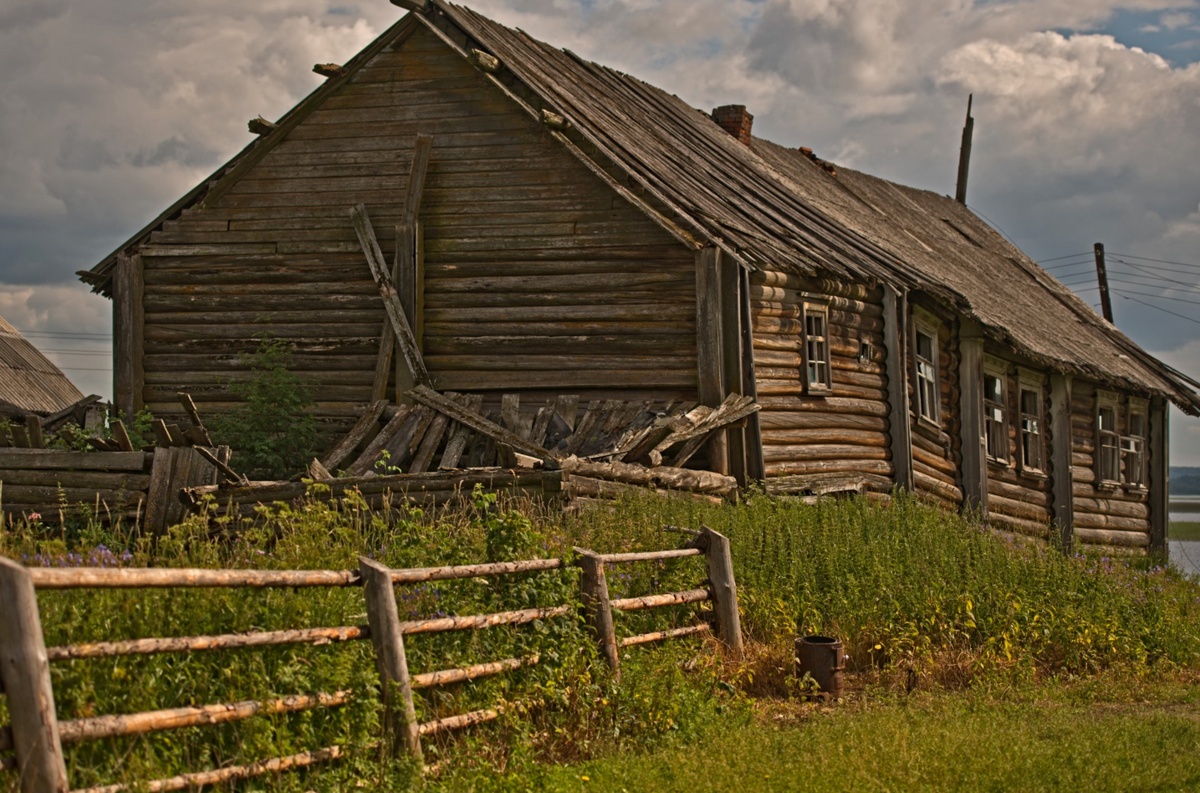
left=321, top=400, right=388, bottom=471
left=407, top=385, right=554, bottom=461
left=439, top=394, right=483, bottom=469
left=346, top=406, right=416, bottom=477
left=409, top=394, right=463, bottom=474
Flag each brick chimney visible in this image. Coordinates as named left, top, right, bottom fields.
left=712, top=105, right=754, bottom=146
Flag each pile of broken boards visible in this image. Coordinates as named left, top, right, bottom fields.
left=182, top=385, right=759, bottom=519
left=0, top=392, right=233, bottom=532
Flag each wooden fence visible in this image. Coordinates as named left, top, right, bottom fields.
left=0, top=528, right=739, bottom=792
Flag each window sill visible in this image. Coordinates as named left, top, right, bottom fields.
left=1122, top=484, right=1148, bottom=494
left=986, top=458, right=1010, bottom=470
left=916, top=416, right=940, bottom=432
left=1018, top=468, right=1048, bottom=481
left=1096, top=481, right=1121, bottom=492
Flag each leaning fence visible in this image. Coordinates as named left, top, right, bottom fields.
left=0, top=527, right=739, bottom=793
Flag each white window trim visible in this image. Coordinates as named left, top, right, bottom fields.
left=1016, top=368, right=1046, bottom=477
left=802, top=300, right=833, bottom=395
left=982, top=355, right=1010, bottom=466
left=911, top=311, right=940, bottom=428
left=1096, top=389, right=1121, bottom=488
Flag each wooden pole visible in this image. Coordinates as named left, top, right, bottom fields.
left=577, top=551, right=619, bottom=677
left=882, top=284, right=913, bottom=492
left=957, top=324, right=988, bottom=516
left=955, top=94, right=973, bottom=205
left=1049, top=373, right=1075, bottom=552
left=1094, top=242, right=1114, bottom=323
left=0, top=556, right=69, bottom=793
left=739, top=267, right=766, bottom=483
left=112, top=252, right=144, bottom=421
left=358, top=557, right=422, bottom=764
left=719, top=255, right=746, bottom=486
left=700, top=526, right=743, bottom=657
left=1149, top=396, right=1169, bottom=558
left=695, top=246, right=728, bottom=474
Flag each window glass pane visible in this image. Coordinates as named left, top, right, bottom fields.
left=1099, top=407, right=1115, bottom=432
left=1130, top=413, right=1145, bottom=437
left=916, top=331, right=933, bottom=361
left=1020, top=389, right=1039, bottom=415
left=984, top=375, right=1002, bottom=404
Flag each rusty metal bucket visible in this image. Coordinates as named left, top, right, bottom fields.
left=795, top=635, right=844, bottom=701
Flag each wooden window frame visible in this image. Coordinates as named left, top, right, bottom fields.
left=1095, top=390, right=1121, bottom=489
left=982, top=355, right=1009, bottom=466
left=911, top=312, right=940, bottom=427
left=1122, top=396, right=1148, bottom=490
left=1016, top=368, right=1046, bottom=477
left=802, top=301, right=832, bottom=395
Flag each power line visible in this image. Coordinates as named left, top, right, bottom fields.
left=1105, top=275, right=1200, bottom=296
left=1036, top=251, right=1093, bottom=263
left=17, top=330, right=113, bottom=339
left=1110, top=258, right=1200, bottom=280
left=965, top=203, right=1019, bottom=247
left=1111, top=286, right=1200, bottom=307
left=1111, top=252, right=1200, bottom=269
left=1117, top=293, right=1200, bottom=326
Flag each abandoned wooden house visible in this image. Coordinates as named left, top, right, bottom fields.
left=0, top=314, right=86, bottom=418
left=78, top=0, right=1200, bottom=553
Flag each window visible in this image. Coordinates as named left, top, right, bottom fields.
left=982, top=358, right=1008, bottom=464
left=803, top=303, right=832, bottom=393
left=913, top=315, right=939, bottom=424
left=1017, top=369, right=1045, bottom=475
left=1122, top=397, right=1148, bottom=488
left=1096, top=391, right=1120, bottom=486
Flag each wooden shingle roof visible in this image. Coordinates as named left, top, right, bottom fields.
left=0, top=315, right=85, bottom=415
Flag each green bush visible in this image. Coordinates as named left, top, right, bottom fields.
left=209, top=337, right=320, bottom=479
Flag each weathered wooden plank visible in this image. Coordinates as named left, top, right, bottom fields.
left=321, top=400, right=389, bottom=471
left=408, top=385, right=553, bottom=460
left=438, top=394, right=483, bottom=469
left=346, top=407, right=417, bottom=476
left=113, top=253, right=145, bottom=419
left=0, top=450, right=152, bottom=472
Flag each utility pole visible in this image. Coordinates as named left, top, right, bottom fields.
left=955, top=94, right=974, bottom=205
left=1094, top=242, right=1114, bottom=323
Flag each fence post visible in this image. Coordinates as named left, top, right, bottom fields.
left=577, top=550, right=620, bottom=679
left=699, top=526, right=743, bottom=657
left=358, top=557, right=423, bottom=764
left=0, top=557, right=69, bottom=793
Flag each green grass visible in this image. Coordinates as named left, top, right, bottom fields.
left=467, top=683, right=1200, bottom=792
left=4, top=490, right=1200, bottom=790
left=1171, top=521, right=1200, bottom=541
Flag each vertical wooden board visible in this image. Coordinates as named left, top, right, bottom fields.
left=113, top=252, right=145, bottom=421
left=143, top=448, right=173, bottom=533
left=359, top=557, right=423, bottom=762
left=1149, top=397, right=1168, bottom=555
left=439, top=393, right=484, bottom=469
left=702, top=527, right=743, bottom=657
left=578, top=552, right=619, bottom=676
left=528, top=402, right=555, bottom=448
left=882, top=284, right=913, bottom=492
left=958, top=326, right=986, bottom=514
left=347, top=407, right=416, bottom=476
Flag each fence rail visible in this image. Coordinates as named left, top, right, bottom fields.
left=0, top=527, right=740, bottom=793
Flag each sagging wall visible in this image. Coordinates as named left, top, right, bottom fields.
left=1070, top=382, right=1152, bottom=549
left=907, top=299, right=963, bottom=510
left=130, top=23, right=697, bottom=434
left=748, top=268, right=893, bottom=494
left=980, top=351, right=1053, bottom=538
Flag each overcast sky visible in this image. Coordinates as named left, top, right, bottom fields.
left=3, top=0, right=1200, bottom=462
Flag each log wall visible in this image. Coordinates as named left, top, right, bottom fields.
left=1070, top=383, right=1151, bottom=550
left=134, top=24, right=697, bottom=436
left=749, top=269, right=893, bottom=494
left=908, top=300, right=962, bottom=510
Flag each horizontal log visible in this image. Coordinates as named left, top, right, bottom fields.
left=425, top=354, right=693, bottom=372
left=758, top=412, right=888, bottom=432
left=398, top=605, right=572, bottom=635
left=620, top=623, right=711, bottom=647
left=1073, top=512, right=1149, bottom=532
left=755, top=381, right=886, bottom=401
left=987, top=511, right=1051, bottom=539
left=47, top=625, right=369, bottom=661
left=425, top=335, right=696, bottom=357
left=748, top=269, right=883, bottom=301
left=559, top=459, right=737, bottom=495
left=0, top=450, right=151, bottom=472
left=913, top=467, right=963, bottom=504
left=71, top=745, right=343, bottom=793
left=54, top=691, right=350, bottom=745
left=986, top=492, right=1050, bottom=522
left=424, top=304, right=693, bottom=324
left=762, top=444, right=890, bottom=463
left=597, top=549, right=703, bottom=564
left=423, top=320, right=694, bottom=338
left=760, top=428, right=888, bottom=447
left=765, top=470, right=894, bottom=495
left=412, top=655, right=537, bottom=689
left=0, top=485, right=145, bottom=507
left=0, top=470, right=150, bottom=491
left=751, top=296, right=882, bottom=319
left=29, top=567, right=361, bottom=590
left=391, top=558, right=564, bottom=584
left=419, top=708, right=498, bottom=737
left=765, top=459, right=896, bottom=477
left=610, top=588, right=710, bottom=612
left=1074, top=527, right=1150, bottom=548
left=754, top=313, right=883, bottom=336
left=426, top=271, right=687, bottom=295
left=1072, top=496, right=1148, bottom=519
left=562, top=475, right=725, bottom=505
left=985, top=476, right=1050, bottom=505
left=912, top=444, right=957, bottom=476
left=431, top=370, right=696, bottom=391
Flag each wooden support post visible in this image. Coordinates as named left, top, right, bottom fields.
left=359, top=557, right=423, bottom=763
left=955, top=94, right=974, bottom=205
left=719, top=256, right=746, bottom=486
left=699, top=527, right=742, bottom=657
left=957, top=324, right=987, bottom=516
left=1049, top=373, right=1075, bottom=552
left=113, top=252, right=144, bottom=421
left=696, top=246, right=728, bottom=474
left=578, top=551, right=619, bottom=677
left=1149, top=396, right=1169, bottom=557
left=738, top=267, right=766, bottom=483
left=1094, top=242, right=1114, bottom=324
left=882, top=284, right=914, bottom=492
left=0, top=556, right=69, bottom=793
left=396, top=135, right=433, bottom=404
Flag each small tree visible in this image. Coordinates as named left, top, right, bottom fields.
left=210, top=336, right=319, bottom=479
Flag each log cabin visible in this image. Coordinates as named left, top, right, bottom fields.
left=78, top=1, right=1200, bottom=553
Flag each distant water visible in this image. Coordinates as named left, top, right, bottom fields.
left=1170, top=541, right=1200, bottom=578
